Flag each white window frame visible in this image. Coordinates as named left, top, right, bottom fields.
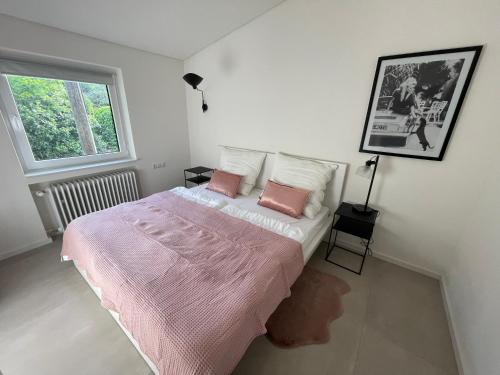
left=0, top=62, right=134, bottom=175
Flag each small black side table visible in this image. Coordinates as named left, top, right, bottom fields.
left=184, top=166, right=213, bottom=187
left=325, top=202, right=378, bottom=275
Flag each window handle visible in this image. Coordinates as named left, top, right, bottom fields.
left=11, top=115, right=23, bottom=131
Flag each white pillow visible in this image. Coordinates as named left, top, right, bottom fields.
left=219, top=147, right=266, bottom=195
left=271, top=152, right=333, bottom=219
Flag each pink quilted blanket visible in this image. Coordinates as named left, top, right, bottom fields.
left=61, top=191, right=303, bottom=374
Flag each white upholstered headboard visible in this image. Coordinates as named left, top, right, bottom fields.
left=219, top=146, right=349, bottom=213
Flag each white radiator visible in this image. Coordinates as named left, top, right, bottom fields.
left=47, top=170, right=139, bottom=231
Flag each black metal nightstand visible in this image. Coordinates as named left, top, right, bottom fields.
left=184, top=166, right=213, bottom=187
left=325, top=202, right=378, bottom=275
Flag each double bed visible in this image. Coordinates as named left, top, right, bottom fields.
left=61, top=149, right=347, bottom=375
left=186, top=184, right=333, bottom=262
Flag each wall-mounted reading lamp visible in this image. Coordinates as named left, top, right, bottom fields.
left=183, top=73, right=208, bottom=112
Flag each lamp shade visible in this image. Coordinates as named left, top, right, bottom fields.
left=183, top=73, right=203, bottom=89
left=355, top=164, right=373, bottom=179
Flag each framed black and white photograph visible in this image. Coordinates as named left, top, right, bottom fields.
left=360, top=46, right=482, bottom=161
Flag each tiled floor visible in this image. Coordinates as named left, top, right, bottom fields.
left=0, top=239, right=458, bottom=375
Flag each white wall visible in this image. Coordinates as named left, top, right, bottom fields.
left=184, top=0, right=500, bottom=373
left=184, top=0, right=498, bottom=276
left=0, top=114, right=51, bottom=258
left=0, top=14, right=190, bottom=258
left=444, top=157, right=500, bottom=375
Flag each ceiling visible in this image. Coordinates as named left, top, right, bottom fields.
left=0, top=0, right=284, bottom=60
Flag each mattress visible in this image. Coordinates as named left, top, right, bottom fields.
left=190, top=184, right=331, bottom=251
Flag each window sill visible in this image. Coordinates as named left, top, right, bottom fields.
left=25, top=158, right=138, bottom=184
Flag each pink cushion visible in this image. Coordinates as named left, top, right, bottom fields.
left=207, top=170, right=242, bottom=198
left=258, top=180, right=310, bottom=218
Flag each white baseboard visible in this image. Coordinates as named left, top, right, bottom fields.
left=0, top=237, right=53, bottom=261
left=371, top=250, right=441, bottom=280
left=332, top=238, right=441, bottom=279
left=440, top=277, right=465, bottom=375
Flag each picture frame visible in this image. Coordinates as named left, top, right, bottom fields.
left=359, top=46, right=482, bottom=161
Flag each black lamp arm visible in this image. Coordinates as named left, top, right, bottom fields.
left=196, top=88, right=208, bottom=112
left=364, top=155, right=379, bottom=211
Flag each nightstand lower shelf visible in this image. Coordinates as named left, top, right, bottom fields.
left=185, top=175, right=211, bottom=185
left=325, top=228, right=371, bottom=275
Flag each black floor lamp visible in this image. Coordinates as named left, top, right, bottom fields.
left=353, top=155, right=380, bottom=215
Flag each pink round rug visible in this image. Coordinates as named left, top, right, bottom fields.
left=265, top=265, right=350, bottom=348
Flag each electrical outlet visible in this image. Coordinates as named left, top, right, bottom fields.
left=153, top=162, right=166, bottom=169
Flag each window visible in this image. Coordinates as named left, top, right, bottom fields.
left=0, top=58, right=133, bottom=174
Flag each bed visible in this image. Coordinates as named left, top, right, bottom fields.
left=61, top=149, right=347, bottom=375
left=187, top=184, right=333, bottom=262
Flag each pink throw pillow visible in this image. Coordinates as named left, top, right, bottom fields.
left=207, top=170, right=242, bottom=198
left=258, top=180, right=310, bottom=218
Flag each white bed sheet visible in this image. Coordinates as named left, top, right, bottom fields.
left=189, top=184, right=331, bottom=250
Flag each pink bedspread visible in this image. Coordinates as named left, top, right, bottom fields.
left=61, top=191, right=303, bottom=375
